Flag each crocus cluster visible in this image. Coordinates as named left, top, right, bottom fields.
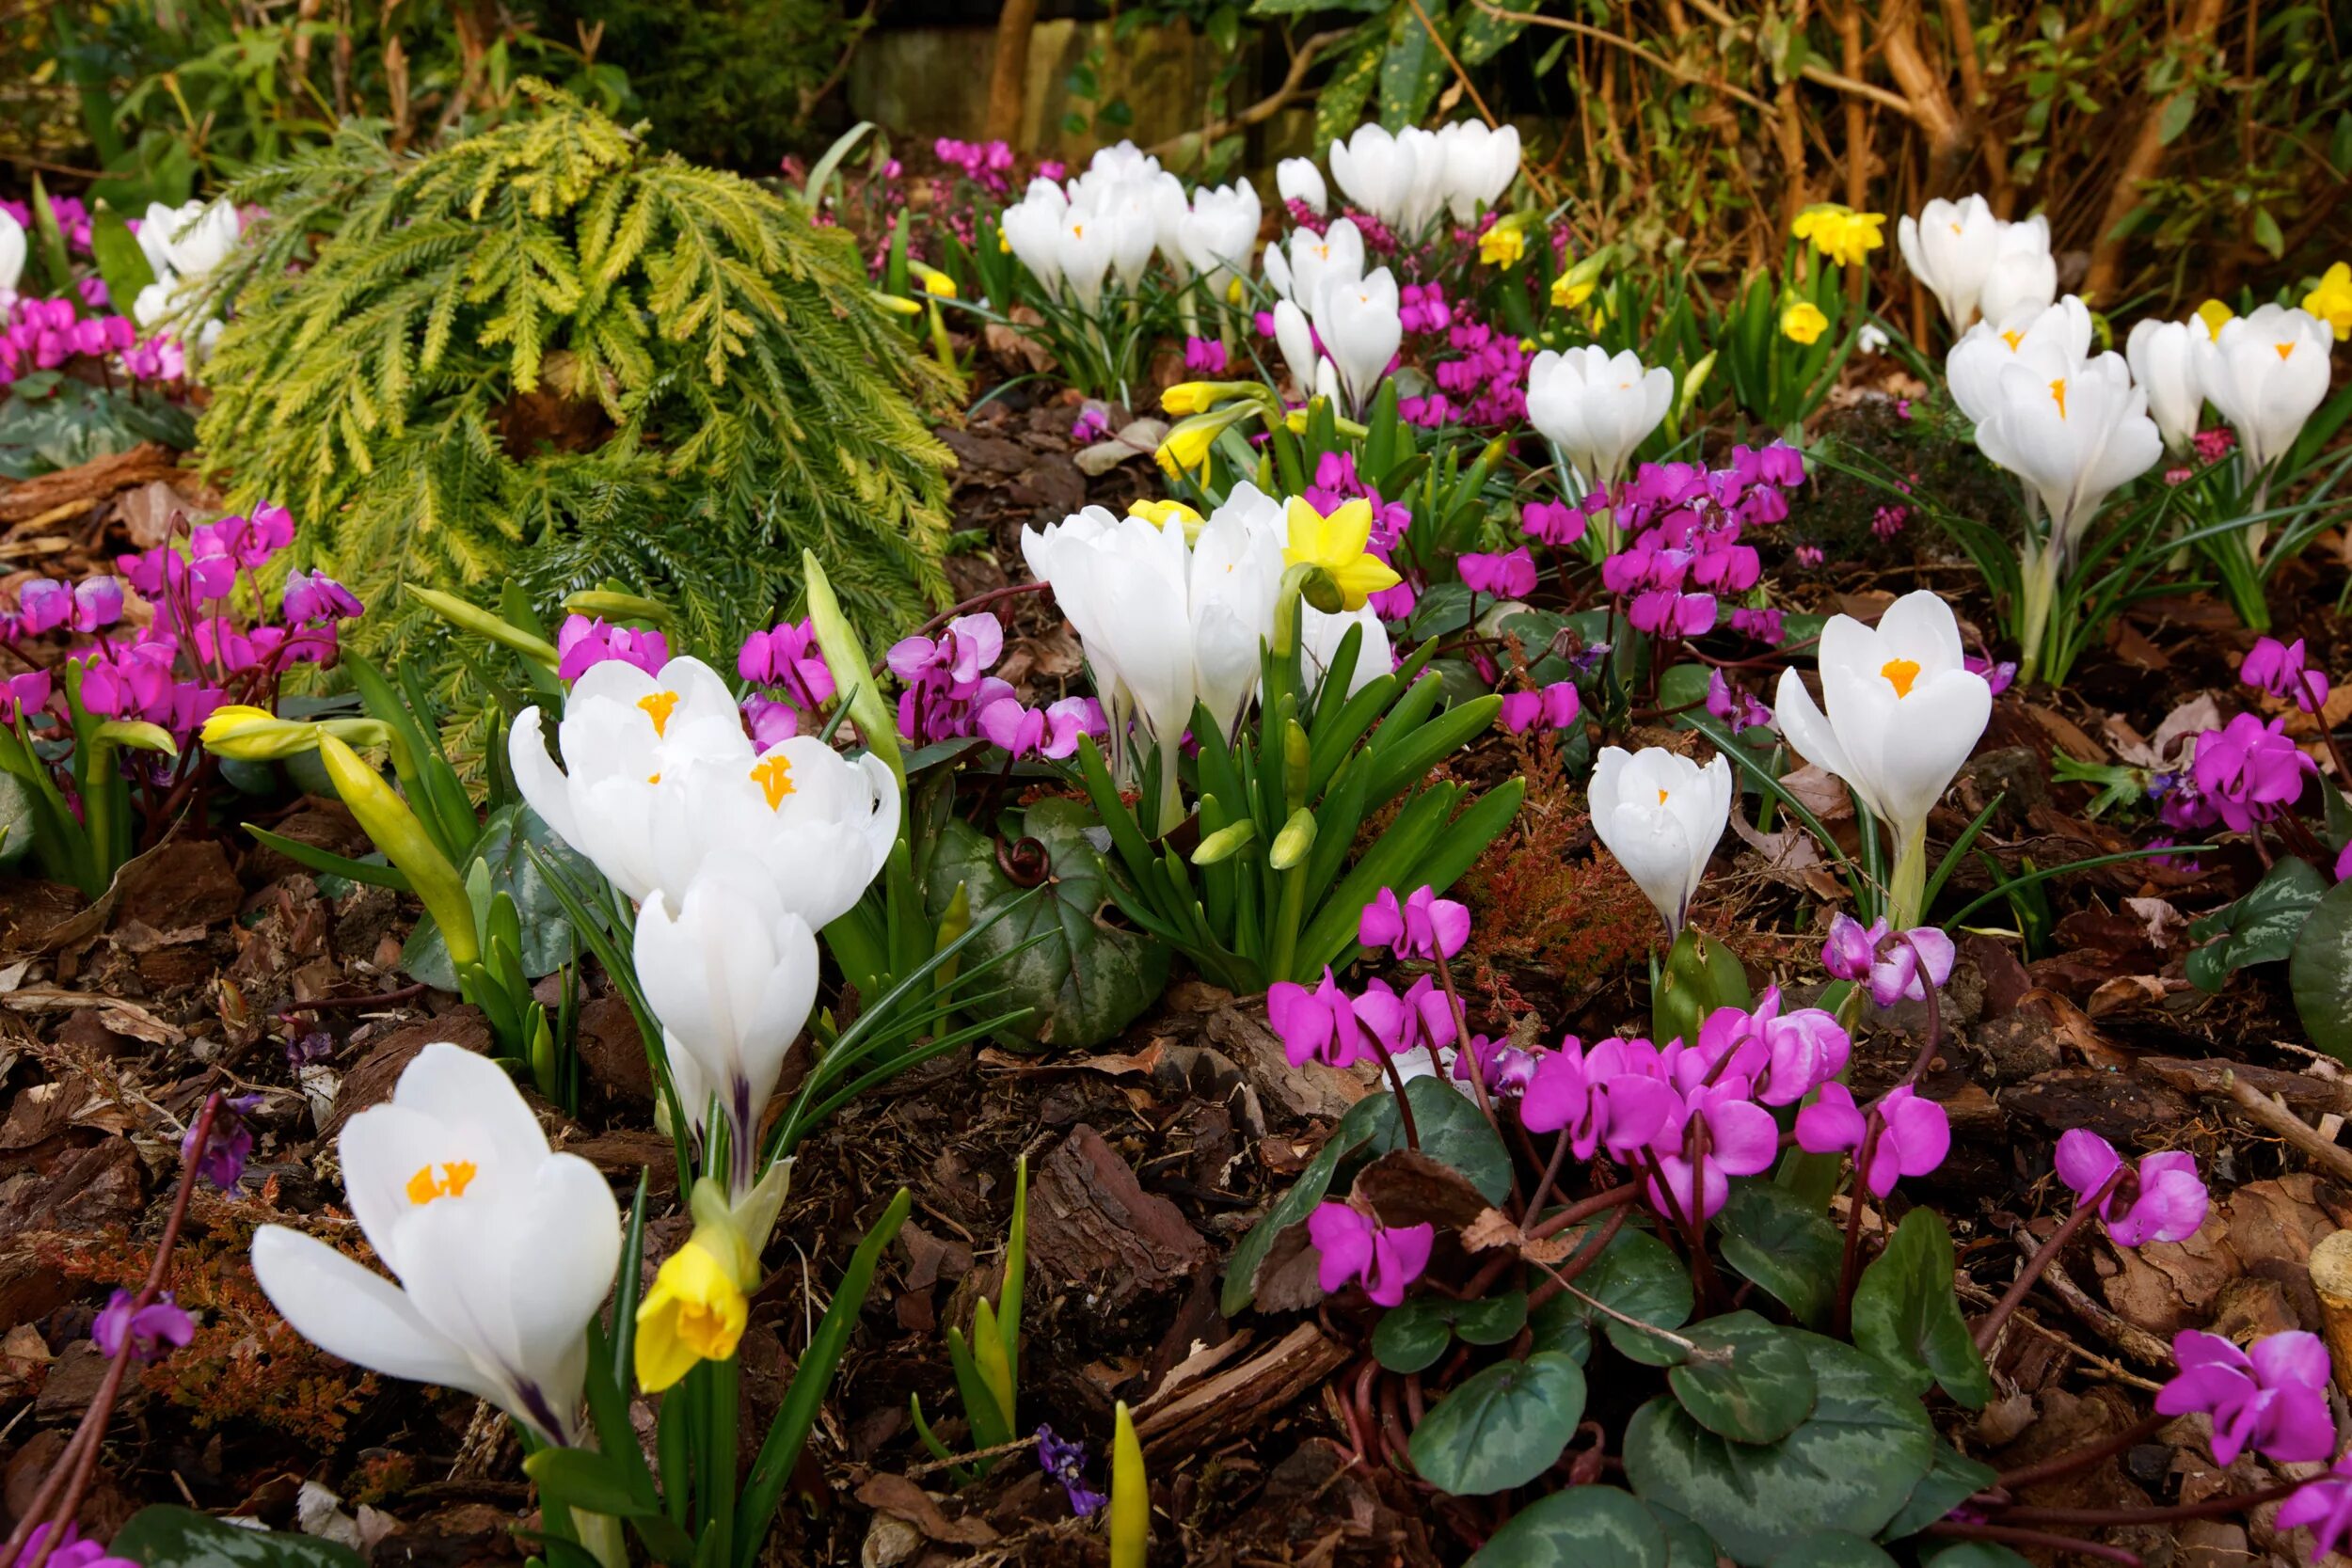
left=890, top=612, right=1014, bottom=747
left=2053, top=1130, right=2208, bottom=1246
left=1001, top=142, right=1262, bottom=318
left=1318, top=120, right=1522, bottom=239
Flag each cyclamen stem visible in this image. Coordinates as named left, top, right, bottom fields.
left=1972, top=1166, right=2126, bottom=1354
left=1374, top=1043, right=1422, bottom=1151
left=1995, top=1481, right=2301, bottom=1528
left=1991, top=1413, right=2167, bottom=1493
left=1431, top=952, right=1512, bottom=1194
left=1925, top=1521, right=2139, bottom=1568
left=1832, top=1117, right=1883, bottom=1339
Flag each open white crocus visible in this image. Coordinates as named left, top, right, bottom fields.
left=2195, top=304, right=2334, bottom=477
left=1588, top=747, right=1732, bottom=938
left=1188, top=488, right=1289, bottom=736
left=649, top=735, right=899, bottom=927
left=1328, top=124, right=1424, bottom=233
left=0, top=210, right=24, bottom=303
left=1261, top=218, right=1365, bottom=309
left=1896, top=195, right=1999, bottom=332
left=635, top=865, right=820, bottom=1194
left=1525, top=345, right=1674, bottom=500
left=1001, top=178, right=1071, bottom=300
left=1437, top=120, right=1521, bottom=223
left=1773, top=591, right=1993, bottom=928
left=1176, top=180, right=1262, bottom=300
left=1945, top=294, right=2091, bottom=429
left=2124, top=317, right=2209, bottom=453
left=510, top=655, right=753, bottom=904
left=1276, top=158, right=1327, bottom=217
left=1976, top=215, right=2057, bottom=325
left=1311, top=268, right=1403, bottom=416
left=251, top=1043, right=621, bottom=1446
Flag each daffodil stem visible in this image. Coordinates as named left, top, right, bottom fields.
left=702, top=1359, right=738, bottom=1566
left=571, top=1510, right=626, bottom=1568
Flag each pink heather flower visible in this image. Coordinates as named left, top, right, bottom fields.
left=2278, top=1452, right=2352, bottom=1560
left=2191, top=713, right=2316, bottom=832
left=2192, top=426, right=2236, bottom=466
left=1309, top=1202, right=1433, bottom=1307
left=977, top=694, right=1105, bottom=760
left=93, top=1289, right=194, bottom=1363
left=2053, top=1130, right=2209, bottom=1246
left=1796, top=1083, right=1950, bottom=1196
left=1648, top=1078, right=1780, bottom=1221
left=739, top=618, right=834, bottom=710
left=281, top=569, right=362, bottom=626
left=1520, top=499, right=1585, bottom=548
left=1520, top=1037, right=1677, bottom=1161
left=1399, top=282, right=1452, bottom=335
left=2164, top=466, right=2195, bottom=487
left=2241, top=636, right=2330, bottom=714
left=1359, top=885, right=1470, bottom=961
left=557, top=615, right=670, bottom=683
left=1267, top=969, right=1376, bottom=1069
left=2157, top=1330, right=2334, bottom=1466
left=1871, top=503, right=1909, bottom=540
left=1499, top=680, right=1581, bottom=735
left=1183, top=337, right=1229, bottom=375
left=1793, top=543, right=1824, bottom=567
left=1705, top=671, right=1774, bottom=732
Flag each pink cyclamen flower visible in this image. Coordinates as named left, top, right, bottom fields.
left=1705, top=670, right=1774, bottom=732
left=2278, top=1452, right=2352, bottom=1560
left=2191, top=713, right=2316, bottom=832
left=1452, top=1033, right=1536, bottom=1098
left=92, top=1289, right=194, bottom=1363
left=1867, top=927, right=1956, bottom=1006
left=888, top=612, right=1004, bottom=693
left=1796, top=1083, right=1950, bottom=1196
left=1359, top=884, right=1471, bottom=961
left=1267, top=970, right=1376, bottom=1069
left=2338, top=840, right=2352, bottom=884
left=1729, top=606, right=1784, bottom=645
left=12, top=1524, right=137, bottom=1568
left=1183, top=337, right=1229, bottom=375
left=2156, top=1330, right=2334, bottom=1466
left=1, top=670, right=52, bottom=723
left=1520, top=499, right=1586, bottom=548
left=1500, top=681, right=1581, bottom=735
left=1520, top=1037, right=1677, bottom=1161
left=1353, top=974, right=1455, bottom=1061
left=1648, top=1078, right=1780, bottom=1222
left=1821, top=913, right=1886, bottom=981
left=11, top=579, right=70, bottom=636
left=1308, top=1202, right=1433, bottom=1307
left=281, top=569, right=362, bottom=626
left=977, top=694, right=1105, bottom=760
left=739, top=618, right=834, bottom=711
left=2052, top=1130, right=2209, bottom=1246
left=1457, top=548, right=1537, bottom=600
left=557, top=615, right=669, bottom=682
left=2241, top=636, right=2331, bottom=714
left=183, top=1093, right=260, bottom=1190
left=1627, top=589, right=1716, bottom=638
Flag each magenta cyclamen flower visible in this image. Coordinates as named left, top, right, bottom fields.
left=557, top=615, right=669, bottom=682
left=2279, top=1451, right=2352, bottom=1559
left=183, top=1093, right=260, bottom=1190
left=1684, top=990, right=1851, bottom=1107
left=1, top=670, right=51, bottom=723
left=1500, top=681, right=1581, bottom=735
left=2241, top=636, right=2330, bottom=714
left=1961, top=654, right=2017, bottom=696
left=1627, top=590, right=1717, bottom=638
left=1359, top=885, right=1471, bottom=961
left=2191, top=713, right=2315, bottom=832
left=1648, top=1078, right=1780, bottom=1221
left=1451, top=1034, right=1536, bottom=1098
left=2156, top=1330, right=2334, bottom=1466
left=1820, top=914, right=1955, bottom=1006
left=1796, top=1083, right=1950, bottom=1196
left=1705, top=670, right=1774, bottom=732
left=2052, top=1130, right=2208, bottom=1246
left=1183, top=337, right=1229, bottom=375
left=1308, top=1202, right=1433, bottom=1307
left=281, top=569, right=362, bottom=626
left=92, top=1289, right=194, bottom=1363
left=11, top=1524, right=138, bottom=1568
left=1267, top=970, right=1376, bottom=1069
left=1520, top=499, right=1586, bottom=548
left=1353, top=974, right=1455, bottom=1060
left=739, top=618, right=834, bottom=710
left=1457, top=548, right=1537, bottom=599
left=1520, top=1037, right=1677, bottom=1161
left=977, top=694, right=1105, bottom=760
left=1729, top=606, right=1784, bottom=645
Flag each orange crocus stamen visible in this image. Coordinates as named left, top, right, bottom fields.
left=1881, top=657, right=1922, bottom=698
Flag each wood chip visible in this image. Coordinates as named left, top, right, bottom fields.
left=1132, top=1322, right=1349, bottom=1457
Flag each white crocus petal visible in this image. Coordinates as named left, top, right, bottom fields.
left=1772, top=591, right=1992, bottom=848
left=1262, top=242, right=1295, bottom=304
left=1895, top=195, right=1999, bottom=331
left=1189, top=486, right=1287, bottom=736
left=2125, top=318, right=2206, bottom=453
left=162, top=199, right=240, bottom=281
left=253, top=1043, right=619, bottom=1446
left=1276, top=158, right=1327, bottom=217
left=651, top=739, right=898, bottom=926
left=1945, top=294, right=2091, bottom=429
left=1020, top=510, right=1197, bottom=783
left=1302, top=604, right=1391, bottom=701
left=1287, top=218, right=1365, bottom=309
left=1977, top=216, right=2057, bottom=325
left=1525, top=345, right=1674, bottom=494
left=1177, top=180, right=1262, bottom=297
left=635, top=868, right=820, bottom=1170
left=2195, top=304, right=2334, bottom=472
left=1272, top=299, right=1318, bottom=393
left=1440, top=120, right=1520, bottom=223
left=0, top=211, right=24, bottom=299
left=1328, top=124, right=1419, bottom=231
left=1056, top=204, right=1117, bottom=314
left=1589, top=747, right=1730, bottom=936
left=1973, top=351, right=2161, bottom=557
left=1002, top=179, right=1070, bottom=300
left=1394, top=127, right=1450, bottom=236
left=137, top=202, right=184, bottom=285
left=1313, top=267, right=1402, bottom=418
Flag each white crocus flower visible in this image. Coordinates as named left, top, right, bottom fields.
left=1188, top=486, right=1288, bottom=737
left=509, top=655, right=751, bottom=904
left=161, top=199, right=241, bottom=280
left=1177, top=180, right=1263, bottom=300
left=1098, top=185, right=1164, bottom=292
left=2124, top=318, right=2208, bottom=453
left=1977, top=216, right=2058, bottom=325
left=1328, top=124, right=1421, bottom=231
left=136, top=202, right=183, bottom=285
left=1001, top=179, right=1070, bottom=300
left=1262, top=218, right=1364, bottom=308
left=1301, top=603, right=1392, bottom=702
left=2195, top=304, right=2334, bottom=475
left=1773, top=592, right=1993, bottom=927
left=1276, top=158, right=1327, bottom=216
left=1271, top=298, right=1319, bottom=394
left=1588, top=747, right=1732, bottom=938
left=1438, top=121, right=1520, bottom=223
left=1974, top=351, right=2162, bottom=560
left=635, top=866, right=820, bottom=1193
left=1525, top=344, right=1674, bottom=495
left=1945, top=294, right=2091, bottom=428
left=1311, top=267, right=1402, bottom=417
left=649, top=736, right=899, bottom=927
left=1393, top=126, right=1451, bottom=236
left=1054, top=204, right=1118, bottom=313
left=0, top=210, right=24, bottom=304
left=1896, top=195, right=2000, bottom=332
left=250, top=1044, right=621, bottom=1446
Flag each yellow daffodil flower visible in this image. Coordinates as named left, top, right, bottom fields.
left=636, top=1238, right=748, bottom=1392
left=1781, top=300, right=1830, bottom=345
left=2304, top=262, right=2352, bottom=341
left=1281, top=496, right=1400, bottom=611
left=1479, top=223, right=1527, bottom=269
left=2195, top=298, right=2235, bottom=340
left=1551, top=274, right=1595, bottom=309
left=1128, top=498, right=1205, bottom=540
left=1792, top=205, right=1887, bottom=269
left=909, top=262, right=958, bottom=300
left=1161, top=382, right=1220, bottom=417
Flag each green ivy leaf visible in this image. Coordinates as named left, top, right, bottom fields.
left=1373, top=1291, right=1528, bottom=1372
left=1767, top=1532, right=1899, bottom=1568
left=1881, top=1443, right=1998, bottom=1542
left=2186, top=855, right=2325, bottom=991
left=1667, top=1311, right=1819, bottom=1444
left=925, top=797, right=1169, bottom=1051
left=1468, top=1485, right=1670, bottom=1568
left=1407, top=1351, right=1588, bottom=1496
left=1624, top=1333, right=1936, bottom=1563
left=2291, top=875, right=2352, bottom=1065
left=1851, top=1210, right=1992, bottom=1409
left=111, top=1507, right=367, bottom=1568
left=1717, top=1182, right=1842, bottom=1327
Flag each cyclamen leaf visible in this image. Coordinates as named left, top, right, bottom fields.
left=1467, top=1485, right=1671, bottom=1568
left=1407, top=1351, right=1587, bottom=1496
left=1851, top=1210, right=1992, bottom=1410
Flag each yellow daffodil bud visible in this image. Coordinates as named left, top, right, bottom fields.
left=1479, top=222, right=1527, bottom=269
left=2195, top=298, right=2235, bottom=340
left=910, top=261, right=959, bottom=300
left=1160, top=382, right=1225, bottom=417
left=316, top=732, right=479, bottom=967
left=1154, top=413, right=1226, bottom=479
left=2301, top=262, right=2351, bottom=341
left=200, top=705, right=320, bottom=761
left=1781, top=300, right=1830, bottom=346
left=1551, top=274, right=1596, bottom=309
left=1127, top=498, right=1204, bottom=540
left=1109, top=1401, right=1147, bottom=1568
left=1225, top=276, right=1245, bottom=307
left=1284, top=407, right=1309, bottom=435
left=635, top=1237, right=747, bottom=1392
left=1280, top=496, right=1400, bottom=611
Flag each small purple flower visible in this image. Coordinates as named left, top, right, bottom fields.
left=1183, top=337, right=1229, bottom=375
left=977, top=694, right=1105, bottom=760
left=183, top=1094, right=260, bottom=1189
left=1267, top=970, right=1375, bottom=1069
left=2053, top=1130, right=2209, bottom=1246
left=1308, top=1202, right=1433, bottom=1307
left=1036, top=1424, right=1105, bottom=1517
left=1796, top=1083, right=1950, bottom=1196
left=738, top=618, right=834, bottom=711
left=2279, top=1451, right=2352, bottom=1559
left=1499, top=680, right=1581, bottom=735
left=1359, top=885, right=1471, bottom=961
left=1457, top=548, right=1537, bottom=599
left=1961, top=654, right=2017, bottom=696
left=1705, top=670, right=1774, bottom=732
left=12, top=1523, right=138, bottom=1568
left=1071, top=405, right=1111, bottom=445
left=92, top=1289, right=194, bottom=1364
left=1451, top=1034, right=1536, bottom=1098
left=1821, top=912, right=1884, bottom=981
left=1730, top=606, right=1784, bottom=645
left=281, top=570, right=362, bottom=626
left=2241, top=636, right=2331, bottom=714
left=557, top=615, right=669, bottom=683
left=1520, top=499, right=1586, bottom=548
left=2156, top=1330, right=2334, bottom=1466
